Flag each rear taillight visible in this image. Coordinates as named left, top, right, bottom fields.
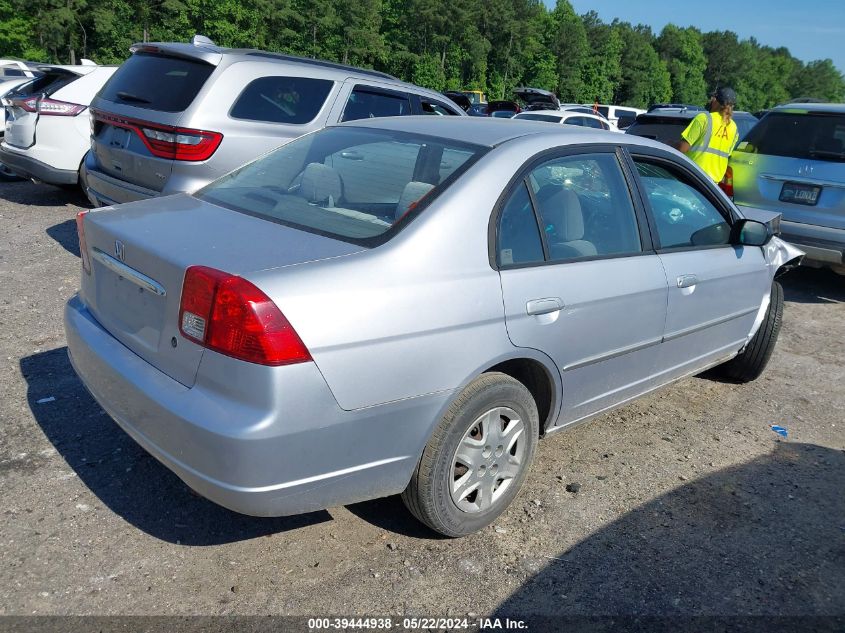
left=179, top=266, right=311, bottom=366
left=719, top=166, right=734, bottom=199
left=76, top=211, right=91, bottom=274
left=91, top=110, right=223, bottom=161
left=12, top=96, right=85, bottom=116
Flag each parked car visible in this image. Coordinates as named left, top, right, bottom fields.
left=513, top=86, right=559, bottom=111
left=648, top=103, right=706, bottom=113
left=0, top=59, right=38, bottom=81
left=443, top=91, right=471, bottom=111
left=66, top=116, right=801, bottom=537
left=485, top=100, right=520, bottom=118
left=82, top=39, right=464, bottom=207
left=626, top=110, right=759, bottom=147
left=467, top=103, right=489, bottom=117
left=0, top=63, right=117, bottom=186
left=589, top=104, right=645, bottom=129
left=730, top=103, right=845, bottom=275
left=513, top=109, right=617, bottom=131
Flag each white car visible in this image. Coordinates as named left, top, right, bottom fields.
left=588, top=104, right=646, bottom=129
left=0, top=63, right=116, bottom=186
left=513, top=109, right=619, bottom=132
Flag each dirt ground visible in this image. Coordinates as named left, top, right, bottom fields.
left=0, top=180, right=843, bottom=624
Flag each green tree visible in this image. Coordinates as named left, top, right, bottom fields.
left=656, top=24, right=708, bottom=104
left=549, top=0, right=588, bottom=101
left=792, top=58, right=845, bottom=102
left=581, top=12, right=623, bottom=104
left=614, top=22, right=671, bottom=108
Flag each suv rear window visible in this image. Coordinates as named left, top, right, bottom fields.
left=197, top=127, right=486, bottom=245
left=98, top=53, right=214, bottom=112
left=625, top=117, right=687, bottom=145
left=230, top=76, right=333, bottom=124
left=6, top=71, right=77, bottom=98
left=737, top=111, right=845, bottom=162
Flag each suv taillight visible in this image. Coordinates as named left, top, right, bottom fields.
left=719, top=166, right=734, bottom=199
left=12, top=96, right=85, bottom=116
left=91, top=110, right=223, bottom=161
left=179, top=266, right=311, bottom=366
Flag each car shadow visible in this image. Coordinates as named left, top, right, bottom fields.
left=494, top=442, right=845, bottom=623
left=46, top=219, right=79, bottom=257
left=0, top=179, right=90, bottom=208
left=779, top=266, right=845, bottom=304
left=345, top=495, right=446, bottom=540
left=21, top=348, right=330, bottom=545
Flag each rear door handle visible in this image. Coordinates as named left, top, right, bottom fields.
left=526, top=297, right=564, bottom=316
left=677, top=274, right=698, bottom=288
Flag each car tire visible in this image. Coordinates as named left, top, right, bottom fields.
left=719, top=281, right=784, bottom=383
left=401, top=372, right=539, bottom=537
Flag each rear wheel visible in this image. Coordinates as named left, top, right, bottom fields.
left=402, top=372, right=539, bottom=537
left=719, top=281, right=784, bottom=382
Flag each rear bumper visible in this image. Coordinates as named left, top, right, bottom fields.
left=0, top=143, right=78, bottom=185
left=64, top=294, right=447, bottom=516
left=81, top=154, right=158, bottom=206
left=780, top=220, right=844, bottom=267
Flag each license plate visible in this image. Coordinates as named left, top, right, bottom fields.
left=779, top=182, right=821, bottom=206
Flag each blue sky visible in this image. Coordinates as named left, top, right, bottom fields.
left=550, top=0, right=845, bottom=73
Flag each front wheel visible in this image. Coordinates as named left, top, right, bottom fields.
left=718, top=281, right=784, bottom=382
left=402, top=372, right=539, bottom=537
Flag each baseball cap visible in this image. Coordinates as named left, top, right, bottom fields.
left=714, top=86, right=737, bottom=106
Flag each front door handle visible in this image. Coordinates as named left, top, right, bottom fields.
left=677, top=274, right=698, bottom=288
left=526, top=297, right=564, bottom=316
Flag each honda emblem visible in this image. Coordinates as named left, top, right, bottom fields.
left=114, top=240, right=125, bottom=262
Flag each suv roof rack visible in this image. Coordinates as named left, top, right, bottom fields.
left=245, top=51, right=396, bottom=81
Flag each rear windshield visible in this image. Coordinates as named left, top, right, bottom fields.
left=230, top=76, right=333, bottom=124
left=98, top=53, right=214, bottom=112
left=6, top=72, right=77, bottom=98
left=736, top=111, right=845, bottom=162
left=197, top=127, right=487, bottom=246
left=516, top=113, right=562, bottom=123
left=625, top=118, right=687, bottom=145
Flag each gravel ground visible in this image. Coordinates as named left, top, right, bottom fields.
left=0, top=180, right=843, bottom=622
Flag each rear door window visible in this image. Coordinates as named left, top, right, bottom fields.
left=737, top=112, right=845, bottom=162
left=230, top=76, right=333, bottom=124
left=98, top=53, right=214, bottom=112
left=342, top=86, right=411, bottom=122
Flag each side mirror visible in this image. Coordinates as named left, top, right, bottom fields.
left=731, top=218, right=770, bottom=246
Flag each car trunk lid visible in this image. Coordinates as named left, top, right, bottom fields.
left=79, top=194, right=364, bottom=387
left=731, top=110, right=845, bottom=230
left=513, top=86, right=560, bottom=110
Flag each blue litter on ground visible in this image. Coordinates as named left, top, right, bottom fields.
left=770, top=425, right=788, bottom=438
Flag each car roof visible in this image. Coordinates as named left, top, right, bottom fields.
left=133, top=42, right=451, bottom=101
left=771, top=102, right=845, bottom=114
left=339, top=115, right=662, bottom=150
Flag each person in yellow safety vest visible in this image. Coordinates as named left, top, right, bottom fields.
left=679, top=86, right=739, bottom=183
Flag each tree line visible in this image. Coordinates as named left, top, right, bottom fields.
left=3, top=0, right=844, bottom=111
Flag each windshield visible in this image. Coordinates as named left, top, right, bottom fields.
left=197, top=127, right=487, bottom=245
left=736, top=111, right=845, bottom=162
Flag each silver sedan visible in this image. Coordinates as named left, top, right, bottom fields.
left=65, top=117, right=803, bottom=536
